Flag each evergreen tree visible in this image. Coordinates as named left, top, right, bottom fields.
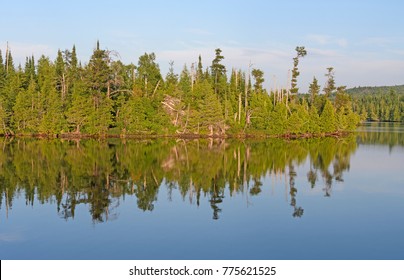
left=320, top=100, right=336, bottom=133
left=66, top=79, right=92, bottom=133
left=178, top=64, right=192, bottom=104
left=308, top=105, right=321, bottom=134
left=12, top=77, right=39, bottom=132
left=55, top=49, right=67, bottom=101
left=308, top=76, right=320, bottom=105
left=136, top=52, right=162, bottom=97
left=5, top=47, right=15, bottom=74
left=211, top=48, right=226, bottom=96
left=37, top=56, right=65, bottom=134
left=86, top=41, right=110, bottom=104
left=251, top=68, right=264, bottom=93
left=334, top=86, right=351, bottom=112
left=0, top=96, right=9, bottom=134
left=268, top=103, right=288, bottom=135
left=87, top=95, right=113, bottom=135
left=323, top=67, right=336, bottom=97
left=197, top=55, right=204, bottom=82
left=198, top=80, right=224, bottom=135
left=3, top=70, right=22, bottom=120
left=165, top=61, right=178, bottom=92
left=249, top=92, right=272, bottom=130
left=290, top=46, right=307, bottom=100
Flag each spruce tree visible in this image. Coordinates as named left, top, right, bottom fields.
left=320, top=100, right=336, bottom=133
left=308, top=76, right=320, bottom=105
left=66, top=79, right=92, bottom=133
left=37, top=56, right=65, bottom=134
left=197, top=55, right=204, bottom=82
left=211, top=48, right=226, bottom=96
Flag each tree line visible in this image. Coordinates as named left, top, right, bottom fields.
left=0, top=42, right=361, bottom=137
left=351, top=89, right=403, bottom=122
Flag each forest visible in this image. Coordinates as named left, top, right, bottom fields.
left=0, top=42, right=389, bottom=138
left=349, top=86, right=404, bottom=122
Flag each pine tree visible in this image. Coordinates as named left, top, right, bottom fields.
left=251, top=68, right=264, bottom=93
left=308, top=76, right=320, bottom=105
left=290, top=46, right=307, bottom=100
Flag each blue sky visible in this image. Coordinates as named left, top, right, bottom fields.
left=1, top=0, right=404, bottom=92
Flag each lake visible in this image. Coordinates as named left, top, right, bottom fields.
left=1, top=123, right=403, bottom=260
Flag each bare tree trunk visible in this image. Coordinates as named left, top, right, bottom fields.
left=5, top=42, right=9, bottom=74
left=182, top=104, right=190, bottom=134
left=62, top=73, right=66, bottom=101
left=286, top=70, right=290, bottom=109
left=152, top=80, right=160, bottom=97
left=245, top=73, right=248, bottom=120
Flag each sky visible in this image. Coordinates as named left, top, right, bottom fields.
left=1, top=0, right=404, bottom=92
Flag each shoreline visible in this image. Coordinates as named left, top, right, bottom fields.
left=0, top=130, right=355, bottom=140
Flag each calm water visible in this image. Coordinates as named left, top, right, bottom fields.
left=1, top=123, right=403, bottom=260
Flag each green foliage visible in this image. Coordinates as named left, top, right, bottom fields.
left=268, top=103, right=288, bottom=135
left=12, top=77, right=40, bottom=132
left=350, top=88, right=403, bottom=122
left=307, top=105, right=321, bottom=134
left=0, top=96, right=8, bottom=134
left=0, top=44, right=364, bottom=138
left=66, top=80, right=92, bottom=133
left=211, top=48, right=226, bottom=97
left=323, top=67, right=336, bottom=97
left=249, top=92, right=272, bottom=130
left=196, top=80, right=224, bottom=134
left=117, top=95, right=171, bottom=135
left=320, top=100, right=336, bottom=133
left=290, top=46, right=307, bottom=97
left=251, top=68, right=265, bottom=93
left=308, top=76, right=320, bottom=105
left=136, top=52, right=162, bottom=96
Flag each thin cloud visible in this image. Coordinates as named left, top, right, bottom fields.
left=308, top=48, right=344, bottom=58
left=0, top=42, right=55, bottom=64
left=306, top=34, right=348, bottom=48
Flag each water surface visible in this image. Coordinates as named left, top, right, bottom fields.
left=1, top=123, right=403, bottom=259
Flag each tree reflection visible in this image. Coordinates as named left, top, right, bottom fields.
left=0, top=135, right=359, bottom=221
